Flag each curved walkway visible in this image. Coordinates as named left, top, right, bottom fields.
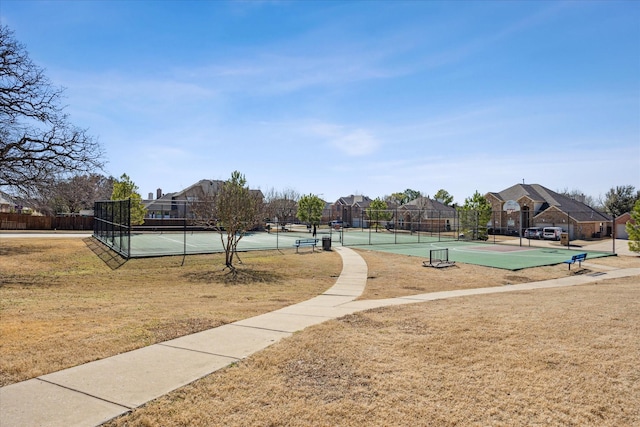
left=1, top=247, right=639, bottom=427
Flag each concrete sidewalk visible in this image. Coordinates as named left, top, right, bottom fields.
left=1, top=247, right=639, bottom=427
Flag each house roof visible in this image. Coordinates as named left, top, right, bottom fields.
left=336, top=195, right=372, bottom=207
left=143, top=193, right=175, bottom=210
left=488, top=183, right=560, bottom=204
left=615, top=212, right=633, bottom=225
left=176, top=179, right=224, bottom=197
left=143, top=179, right=264, bottom=207
left=489, top=184, right=610, bottom=222
left=401, top=197, right=456, bottom=214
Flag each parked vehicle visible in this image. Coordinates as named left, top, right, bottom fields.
left=524, top=227, right=543, bottom=239
left=543, top=227, right=563, bottom=241
left=329, top=220, right=349, bottom=229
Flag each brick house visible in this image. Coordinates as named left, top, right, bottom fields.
left=615, top=212, right=634, bottom=240
left=485, top=183, right=611, bottom=239
left=398, top=197, right=457, bottom=232
left=330, top=195, right=372, bottom=228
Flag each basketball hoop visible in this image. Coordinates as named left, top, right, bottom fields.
left=503, top=200, right=521, bottom=215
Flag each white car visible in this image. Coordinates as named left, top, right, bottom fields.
left=543, top=227, right=563, bottom=241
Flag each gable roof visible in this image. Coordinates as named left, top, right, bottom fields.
left=401, top=196, right=456, bottom=214
left=490, top=184, right=610, bottom=222
left=336, top=195, right=372, bottom=207
left=488, top=183, right=560, bottom=204
left=176, top=179, right=223, bottom=197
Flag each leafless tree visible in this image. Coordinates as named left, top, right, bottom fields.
left=37, top=173, right=114, bottom=215
left=0, top=25, right=104, bottom=195
left=263, top=187, right=299, bottom=231
left=556, top=187, right=597, bottom=209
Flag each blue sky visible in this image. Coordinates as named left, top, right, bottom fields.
left=2, top=1, right=639, bottom=204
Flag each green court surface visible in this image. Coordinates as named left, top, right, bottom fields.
left=351, top=240, right=613, bottom=270
left=121, top=229, right=614, bottom=270
left=127, top=229, right=337, bottom=257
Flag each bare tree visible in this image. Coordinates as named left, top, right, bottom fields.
left=39, top=173, right=114, bottom=215
left=191, top=171, right=263, bottom=274
left=556, top=187, right=597, bottom=208
left=263, top=187, right=299, bottom=232
left=0, top=25, right=104, bottom=195
left=410, top=196, right=432, bottom=231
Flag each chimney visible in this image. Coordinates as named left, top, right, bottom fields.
left=157, top=188, right=162, bottom=199
left=148, top=192, right=153, bottom=200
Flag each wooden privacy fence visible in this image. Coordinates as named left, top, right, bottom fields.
left=52, top=216, right=94, bottom=230
left=0, top=213, right=51, bottom=230
left=0, top=213, right=93, bottom=230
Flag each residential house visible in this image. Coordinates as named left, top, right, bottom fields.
left=615, top=212, right=633, bottom=240
left=321, top=201, right=333, bottom=225
left=485, top=183, right=611, bottom=239
left=143, top=188, right=177, bottom=219
left=143, top=179, right=264, bottom=219
left=330, top=195, right=372, bottom=228
left=398, top=197, right=457, bottom=232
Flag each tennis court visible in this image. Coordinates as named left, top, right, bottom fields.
left=126, top=229, right=337, bottom=257
left=117, top=228, right=614, bottom=270
left=351, top=239, right=613, bottom=270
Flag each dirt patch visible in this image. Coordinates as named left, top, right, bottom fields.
left=183, top=268, right=283, bottom=284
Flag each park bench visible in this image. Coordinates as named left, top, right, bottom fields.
left=563, top=253, right=587, bottom=270
left=294, top=238, right=319, bottom=253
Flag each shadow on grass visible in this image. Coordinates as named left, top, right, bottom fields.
left=84, top=237, right=128, bottom=270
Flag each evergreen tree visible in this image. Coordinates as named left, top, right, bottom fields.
left=604, top=185, right=638, bottom=217
left=459, top=191, right=491, bottom=240
left=627, top=200, right=640, bottom=253
left=111, top=173, right=146, bottom=225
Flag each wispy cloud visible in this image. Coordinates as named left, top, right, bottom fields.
left=172, top=49, right=403, bottom=97
left=303, top=122, right=381, bottom=156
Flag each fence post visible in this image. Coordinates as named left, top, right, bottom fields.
left=127, top=198, right=131, bottom=258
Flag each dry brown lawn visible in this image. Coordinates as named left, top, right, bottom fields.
left=1, top=237, right=639, bottom=426
left=106, top=278, right=640, bottom=427
left=0, top=237, right=341, bottom=386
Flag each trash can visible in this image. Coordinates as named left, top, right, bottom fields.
left=322, top=236, right=331, bottom=251
left=560, top=232, right=569, bottom=246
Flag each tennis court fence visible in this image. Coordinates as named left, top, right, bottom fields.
left=92, top=199, right=614, bottom=258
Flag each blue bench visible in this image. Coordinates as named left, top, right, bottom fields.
left=294, top=238, right=319, bottom=253
left=563, top=253, right=587, bottom=270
